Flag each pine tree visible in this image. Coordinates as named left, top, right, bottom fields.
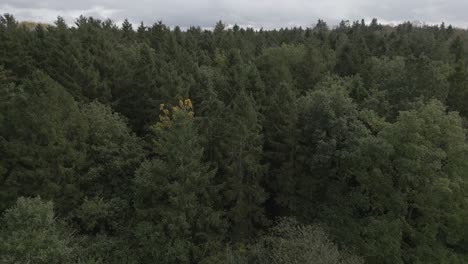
left=262, top=82, right=299, bottom=215
left=134, top=99, right=225, bottom=264
left=447, top=60, right=468, bottom=116
left=220, top=90, right=268, bottom=242
left=0, top=14, right=35, bottom=80
left=450, top=36, right=464, bottom=62
left=113, top=43, right=160, bottom=134
left=121, top=19, right=134, bottom=40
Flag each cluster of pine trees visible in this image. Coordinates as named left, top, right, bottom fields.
left=1, top=14, right=468, bottom=263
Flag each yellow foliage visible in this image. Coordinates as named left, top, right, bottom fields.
left=184, top=99, right=193, bottom=109
left=158, top=98, right=194, bottom=128
left=19, top=21, right=50, bottom=31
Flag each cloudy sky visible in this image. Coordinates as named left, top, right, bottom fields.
left=1, top=0, right=467, bottom=29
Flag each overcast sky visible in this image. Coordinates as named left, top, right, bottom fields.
left=1, top=0, right=468, bottom=29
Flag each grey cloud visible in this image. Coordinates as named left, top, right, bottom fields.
left=1, top=0, right=467, bottom=29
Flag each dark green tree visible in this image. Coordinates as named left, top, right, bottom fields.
left=0, top=71, right=87, bottom=213
left=261, top=82, right=299, bottom=215
left=220, top=90, right=268, bottom=242
left=134, top=100, right=225, bottom=264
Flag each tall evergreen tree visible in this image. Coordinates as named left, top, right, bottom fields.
left=133, top=99, right=225, bottom=264
left=262, top=82, right=299, bottom=215
left=220, top=90, right=268, bottom=242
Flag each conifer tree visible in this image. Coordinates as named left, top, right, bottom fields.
left=262, top=82, right=299, bottom=215
left=121, top=19, right=134, bottom=40
left=134, top=99, right=225, bottom=264
left=220, top=90, right=268, bottom=242
left=113, top=43, right=160, bottom=134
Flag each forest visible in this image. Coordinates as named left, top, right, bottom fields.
left=1, top=14, right=468, bottom=264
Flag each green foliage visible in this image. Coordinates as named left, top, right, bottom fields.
left=134, top=100, right=225, bottom=263
left=288, top=77, right=368, bottom=219
left=262, top=81, right=298, bottom=214
left=0, top=197, right=75, bottom=264
left=196, top=59, right=268, bottom=242
left=318, top=101, right=468, bottom=263
left=79, top=101, right=144, bottom=202
left=224, top=218, right=363, bottom=264
left=378, top=101, right=468, bottom=263
left=361, top=56, right=451, bottom=118
left=0, top=71, right=87, bottom=213
left=2, top=13, right=468, bottom=264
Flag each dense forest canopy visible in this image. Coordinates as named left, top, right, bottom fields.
left=1, top=13, right=468, bottom=263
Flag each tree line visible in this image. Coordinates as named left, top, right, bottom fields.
left=1, top=14, right=468, bottom=263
